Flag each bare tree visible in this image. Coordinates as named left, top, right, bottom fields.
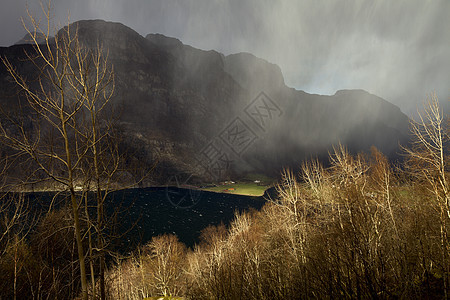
left=403, top=92, right=449, bottom=298
left=301, top=158, right=326, bottom=200
left=143, top=234, right=187, bottom=297
left=0, top=2, right=118, bottom=298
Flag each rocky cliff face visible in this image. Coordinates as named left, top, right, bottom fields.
left=0, top=20, right=410, bottom=182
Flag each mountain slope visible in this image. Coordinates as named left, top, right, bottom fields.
left=0, top=20, right=410, bottom=182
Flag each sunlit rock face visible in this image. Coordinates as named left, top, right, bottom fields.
left=0, top=20, right=410, bottom=182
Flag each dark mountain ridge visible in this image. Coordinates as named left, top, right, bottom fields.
left=0, top=20, right=410, bottom=182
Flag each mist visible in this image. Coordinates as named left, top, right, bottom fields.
left=1, top=0, right=449, bottom=116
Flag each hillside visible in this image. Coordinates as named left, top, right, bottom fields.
left=0, top=20, right=410, bottom=183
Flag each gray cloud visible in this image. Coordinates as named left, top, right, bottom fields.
left=1, top=0, right=449, bottom=116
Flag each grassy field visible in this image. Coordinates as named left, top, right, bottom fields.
left=201, top=182, right=268, bottom=196
left=201, top=173, right=276, bottom=196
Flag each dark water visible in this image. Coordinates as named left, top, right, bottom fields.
left=24, top=187, right=268, bottom=249
left=113, top=187, right=267, bottom=248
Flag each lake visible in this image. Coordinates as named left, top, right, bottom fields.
left=24, top=187, right=270, bottom=249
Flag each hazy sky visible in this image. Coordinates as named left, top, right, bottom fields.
left=1, top=0, right=449, bottom=116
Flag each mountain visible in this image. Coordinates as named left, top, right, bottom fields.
left=15, top=32, right=49, bottom=45
left=1, top=20, right=410, bottom=183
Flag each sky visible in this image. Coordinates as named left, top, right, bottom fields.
left=0, top=0, right=449, bottom=116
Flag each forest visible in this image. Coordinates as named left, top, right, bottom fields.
left=1, top=95, right=449, bottom=299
